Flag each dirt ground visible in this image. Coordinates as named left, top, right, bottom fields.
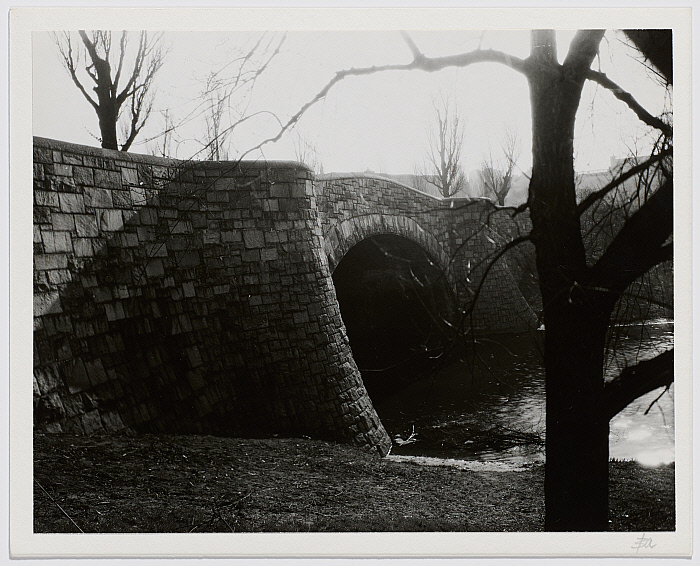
left=33, top=432, right=675, bottom=533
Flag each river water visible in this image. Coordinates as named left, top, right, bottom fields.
left=374, top=321, right=674, bottom=468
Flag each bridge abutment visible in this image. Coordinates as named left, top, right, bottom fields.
left=32, top=137, right=391, bottom=455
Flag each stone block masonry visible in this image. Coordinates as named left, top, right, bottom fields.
left=33, top=137, right=392, bottom=456
left=316, top=174, right=539, bottom=333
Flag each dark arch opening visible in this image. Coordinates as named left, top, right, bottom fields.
left=332, top=234, right=456, bottom=402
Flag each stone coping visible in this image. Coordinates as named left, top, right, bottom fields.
left=33, top=136, right=313, bottom=173
left=317, top=172, right=487, bottom=205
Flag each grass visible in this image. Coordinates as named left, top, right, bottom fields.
left=33, top=432, right=675, bottom=533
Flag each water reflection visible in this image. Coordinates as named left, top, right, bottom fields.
left=607, top=322, right=675, bottom=467
left=373, top=321, right=674, bottom=467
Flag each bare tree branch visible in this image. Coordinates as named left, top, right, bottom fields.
left=191, top=33, right=285, bottom=160
left=112, top=31, right=128, bottom=98
left=453, top=234, right=532, bottom=335
left=587, top=177, right=672, bottom=301
left=121, top=71, right=155, bottom=152
left=78, top=30, right=102, bottom=78
left=116, top=32, right=147, bottom=105
left=602, top=349, right=674, bottom=421
left=623, top=30, right=673, bottom=85
left=576, top=148, right=672, bottom=215
left=52, top=32, right=99, bottom=111
left=240, top=41, right=529, bottom=163
left=293, top=131, right=322, bottom=172
left=400, top=31, right=423, bottom=60
left=562, top=30, right=606, bottom=75
left=585, top=69, right=672, bottom=135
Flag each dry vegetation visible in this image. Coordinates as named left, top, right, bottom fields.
left=34, top=432, right=674, bottom=533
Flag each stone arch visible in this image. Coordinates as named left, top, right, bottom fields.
left=323, top=213, right=456, bottom=290
left=326, top=217, right=459, bottom=402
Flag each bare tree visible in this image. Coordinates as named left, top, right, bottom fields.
left=53, top=31, right=166, bottom=151
left=195, top=33, right=286, bottom=161
left=478, top=128, right=521, bottom=205
left=419, top=95, right=468, bottom=198
left=148, top=108, right=174, bottom=158
left=203, top=88, right=229, bottom=161
left=293, top=131, right=323, bottom=173
left=256, top=29, right=673, bottom=531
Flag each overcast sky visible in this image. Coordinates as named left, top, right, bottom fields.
left=32, top=29, right=670, bottom=176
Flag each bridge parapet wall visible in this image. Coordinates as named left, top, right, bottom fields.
left=32, top=137, right=391, bottom=454
left=317, top=174, right=454, bottom=275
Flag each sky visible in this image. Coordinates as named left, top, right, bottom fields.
left=33, top=29, right=670, bottom=177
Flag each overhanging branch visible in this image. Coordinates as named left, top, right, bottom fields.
left=237, top=39, right=529, bottom=161
left=455, top=234, right=532, bottom=333
left=602, top=349, right=674, bottom=421
left=577, top=149, right=672, bottom=215
left=588, top=177, right=672, bottom=298
left=623, top=30, right=673, bottom=85
left=586, top=69, right=673, bottom=136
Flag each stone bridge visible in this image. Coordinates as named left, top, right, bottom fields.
left=32, top=138, right=537, bottom=455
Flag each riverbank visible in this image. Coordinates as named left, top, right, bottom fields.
left=33, top=432, right=675, bottom=533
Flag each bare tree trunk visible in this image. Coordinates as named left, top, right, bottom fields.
left=98, top=108, right=119, bottom=151
left=542, top=302, right=610, bottom=530
left=527, top=30, right=611, bottom=531
left=54, top=31, right=165, bottom=152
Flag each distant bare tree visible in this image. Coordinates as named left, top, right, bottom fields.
left=196, top=33, right=286, bottom=160
left=478, top=128, right=521, bottom=205
left=420, top=95, right=468, bottom=198
left=148, top=108, right=174, bottom=158
left=203, top=88, right=229, bottom=161
left=53, top=31, right=166, bottom=151
left=293, top=131, right=322, bottom=173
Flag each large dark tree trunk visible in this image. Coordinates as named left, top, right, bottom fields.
left=541, top=303, right=611, bottom=530
left=526, top=30, right=611, bottom=531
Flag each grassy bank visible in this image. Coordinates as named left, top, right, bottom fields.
left=33, top=432, right=675, bottom=533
